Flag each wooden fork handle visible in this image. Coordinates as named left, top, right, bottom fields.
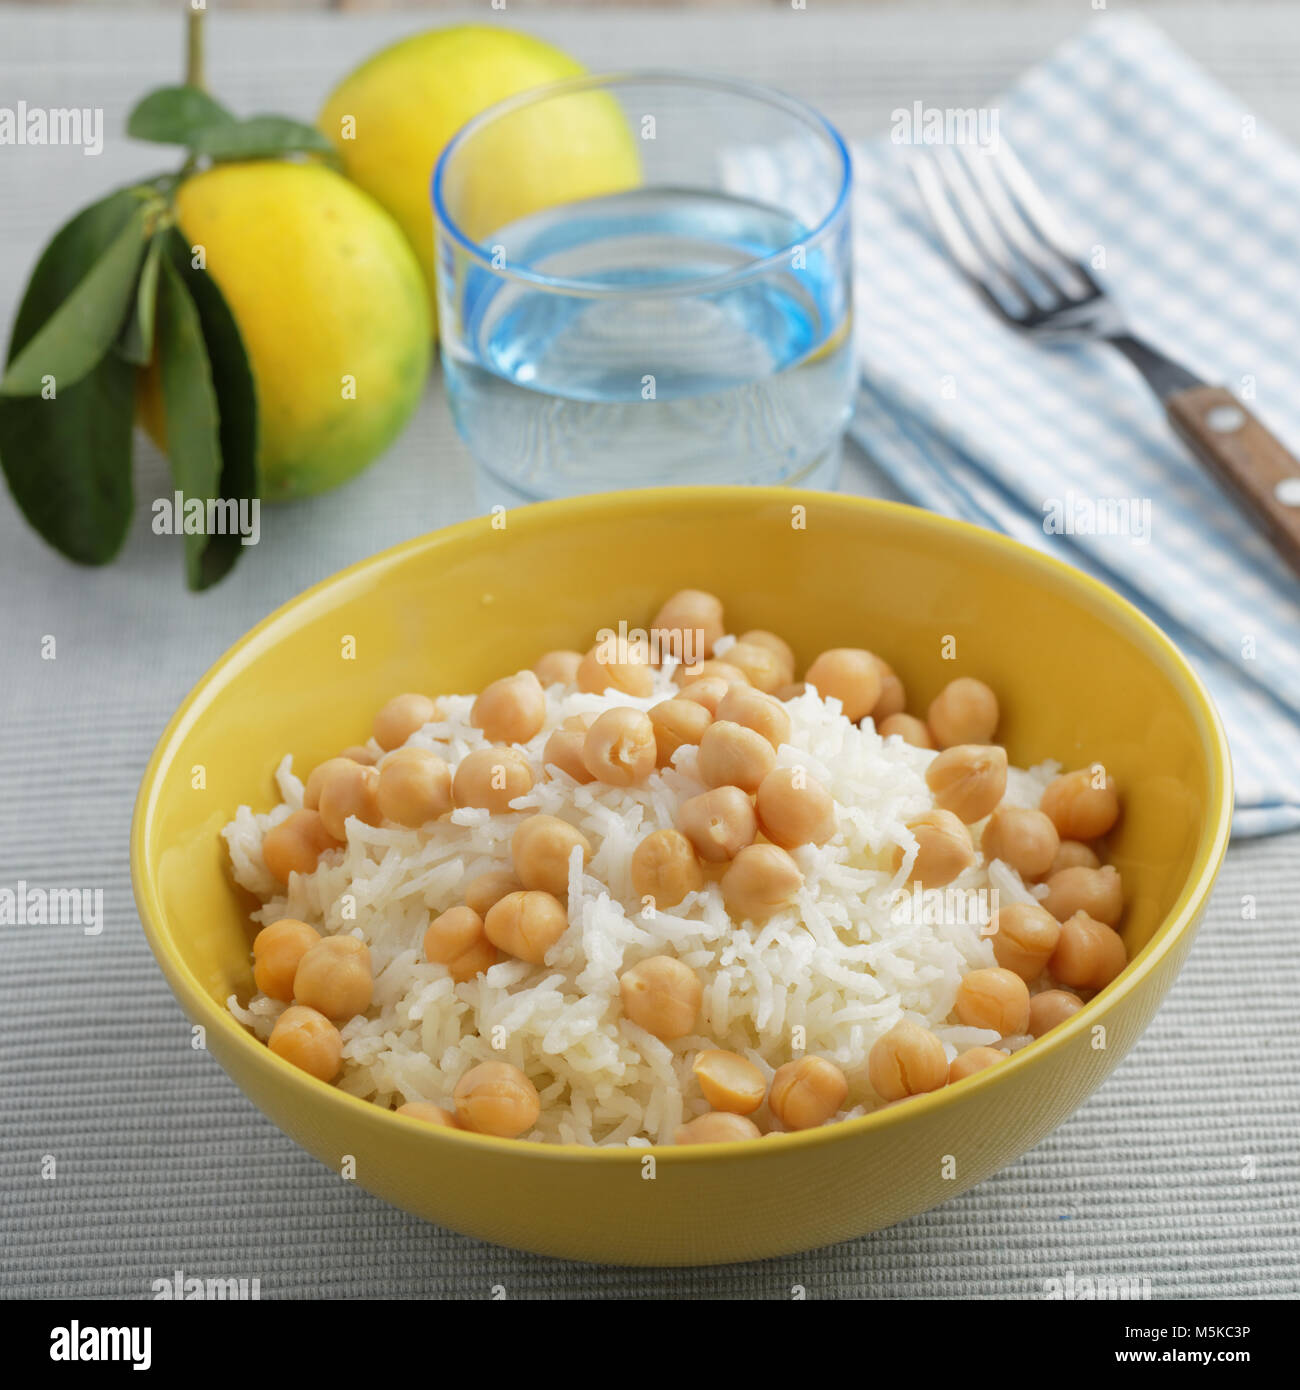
left=1166, top=384, right=1300, bottom=581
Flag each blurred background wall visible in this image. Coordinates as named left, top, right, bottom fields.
left=7, top=0, right=1295, bottom=9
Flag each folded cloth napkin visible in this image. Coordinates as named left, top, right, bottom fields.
left=742, top=13, right=1300, bottom=836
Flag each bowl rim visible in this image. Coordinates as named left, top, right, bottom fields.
left=130, top=487, right=1234, bottom=1164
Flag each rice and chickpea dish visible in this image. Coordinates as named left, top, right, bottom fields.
left=224, top=588, right=1128, bottom=1147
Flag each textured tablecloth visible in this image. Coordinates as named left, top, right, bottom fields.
left=2, top=3, right=1298, bottom=1300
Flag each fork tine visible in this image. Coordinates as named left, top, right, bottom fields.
left=949, top=150, right=1084, bottom=314
left=912, top=153, right=987, bottom=281
left=912, top=152, right=1033, bottom=317
left=956, top=145, right=1089, bottom=302
left=989, top=141, right=1102, bottom=295
left=933, top=147, right=1027, bottom=285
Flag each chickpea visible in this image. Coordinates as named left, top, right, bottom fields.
left=925, top=743, right=1008, bottom=823
left=377, top=747, right=453, bottom=827
left=373, top=693, right=438, bottom=752
left=512, top=814, right=591, bottom=897
left=581, top=707, right=657, bottom=786
left=1047, top=840, right=1101, bottom=876
left=1028, top=988, right=1085, bottom=1036
left=721, top=844, right=803, bottom=922
left=1049, top=911, right=1127, bottom=990
left=446, top=936, right=499, bottom=985
left=396, top=1101, right=459, bottom=1128
left=293, top=934, right=373, bottom=1021
left=464, top=868, right=523, bottom=918
left=675, top=1112, right=763, bottom=1144
left=576, top=645, right=654, bottom=698
left=262, top=809, right=341, bottom=882
left=631, top=829, right=704, bottom=909
left=305, top=756, right=362, bottom=811
left=897, top=810, right=975, bottom=887
left=804, top=648, right=882, bottom=721
left=268, top=1004, right=342, bottom=1082
left=676, top=675, right=732, bottom=716
left=453, top=747, right=533, bottom=813
left=252, top=918, right=321, bottom=1001
left=650, top=588, right=725, bottom=664
left=867, top=1020, right=949, bottom=1101
left=648, top=698, right=712, bottom=769
left=873, top=662, right=907, bottom=721
left=991, top=901, right=1061, bottom=981
left=738, top=630, right=796, bottom=682
left=697, top=720, right=776, bottom=793
left=715, top=684, right=790, bottom=750
left=755, top=766, right=836, bottom=848
left=878, top=713, right=934, bottom=749
left=981, top=805, right=1060, bottom=878
left=484, top=890, right=569, bottom=965
left=532, top=649, right=583, bottom=687
left=1040, top=766, right=1120, bottom=840
left=677, top=786, right=757, bottom=862
left=339, top=744, right=378, bottom=767
left=542, top=714, right=596, bottom=784
left=723, top=641, right=787, bottom=694
left=948, top=1046, right=1006, bottom=1083
left=471, top=670, right=546, bottom=745
left=1042, top=864, right=1123, bottom=926
left=316, top=761, right=382, bottom=841
left=954, top=967, right=1030, bottom=1034
left=453, top=1061, right=540, bottom=1138
left=682, top=659, right=750, bottom=687
left=423, top=905, right=499, bottom=983
left=692, top=1049, right=767, bottom=1115
left=775, top=681, right=807, bottom=702
left=768, top=1055, right=849, bottom=1130
left=927, top=677, right=998, bottom=748
left=619, top=955, right=701, bottom=1040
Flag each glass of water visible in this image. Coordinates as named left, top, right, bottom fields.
left=433, top=72, right=854, bottom=506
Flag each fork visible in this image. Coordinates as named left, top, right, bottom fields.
left=913, top=142, right=1300, bottom=579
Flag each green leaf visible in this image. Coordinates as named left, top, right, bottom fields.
left=0, top=355, right=136, bottom=566
left=153, top=252, right=250, bottom=589
left=118, top=233, right=163, bottom=367
left=127, top=85, right=236, bottom=147
left=162, top=228, right=259, bottom=587
left=1, top=198, right=153, bottom=397
left=127, top=85, right=338, bottom=167
left=0, top=185, right=150, bottom=564
left=7, top=186, right=148, bottom=361
left=192, top=115, right=338, bottom=164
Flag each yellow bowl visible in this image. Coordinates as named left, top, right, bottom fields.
left=131, top=488, right=1232, bottom=1265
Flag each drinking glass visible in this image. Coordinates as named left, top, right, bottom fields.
left=433, top=72, right=854, bottom=506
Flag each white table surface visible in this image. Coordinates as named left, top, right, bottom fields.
left=1, top=3, right=1298, bottom=1299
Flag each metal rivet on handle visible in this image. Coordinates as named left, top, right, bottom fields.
left=1275, top=478, right=1300, bottom=508
left=1206, top=404, right=1246, bottom=433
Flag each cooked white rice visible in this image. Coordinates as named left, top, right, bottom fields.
left=224, top=652, right=1059, bottom=1145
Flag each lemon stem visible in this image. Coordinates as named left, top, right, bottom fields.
left=185, top=5, right=206, bottom=92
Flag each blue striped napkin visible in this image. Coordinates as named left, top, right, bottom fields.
left=746, top=14, right=1300, bottom=836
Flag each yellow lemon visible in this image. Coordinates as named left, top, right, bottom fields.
left=141, top=160, right=429, bottom=501
left=317, top=24, right=641, bottom=326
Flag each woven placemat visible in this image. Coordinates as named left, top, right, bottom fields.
left=2, top=3, right=1298, bottom=1300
